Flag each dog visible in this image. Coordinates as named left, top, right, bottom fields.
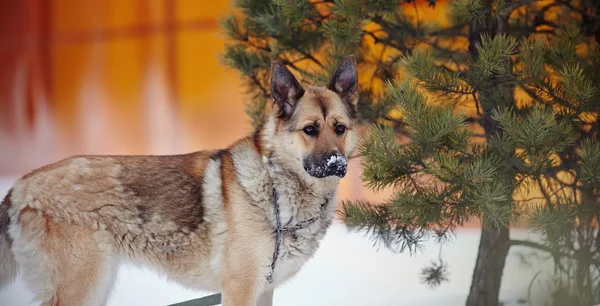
left=0, top=56, right=359, bottom=306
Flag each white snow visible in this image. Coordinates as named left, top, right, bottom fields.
left=326, top=155, right=347, bottom=167
left=0, top=177, right=556, bottom=306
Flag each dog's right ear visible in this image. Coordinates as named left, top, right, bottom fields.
left=328, top=55, right=358, bottom=106
left=270, top=61, right=304, bottom=118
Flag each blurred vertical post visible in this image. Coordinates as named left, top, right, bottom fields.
left=165, top=0, right=178, bottom=107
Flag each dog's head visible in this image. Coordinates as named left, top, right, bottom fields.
left=264, top=56, right=359, bottom=179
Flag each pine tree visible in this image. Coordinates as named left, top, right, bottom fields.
left=221, top=0, right=600, bottom=305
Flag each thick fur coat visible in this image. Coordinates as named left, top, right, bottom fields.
left=0, top=56, right=359, bottom=306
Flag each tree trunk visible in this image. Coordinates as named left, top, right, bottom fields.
left=465, top=224, right=510, bottom=306
left=465, top=2, right=513, bottom=302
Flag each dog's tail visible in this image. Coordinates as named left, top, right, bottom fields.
left=0, top=189, right=18, bottom=288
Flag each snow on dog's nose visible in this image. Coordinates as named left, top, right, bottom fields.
left=304, top=154, right=347, bottom=178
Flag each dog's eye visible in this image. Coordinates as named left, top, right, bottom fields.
left=303, top=126, right=318, bottom=136
left=335, top=125, right=347, bottom=135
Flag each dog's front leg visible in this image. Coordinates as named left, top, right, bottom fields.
left=257, top=289, right=274, bottom=306
left=220, top=250, right=263, bottom=306
left=221, top=273, right=259, bottom=306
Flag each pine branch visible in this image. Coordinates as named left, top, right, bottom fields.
left=363, top=30, right=406, bottom=51
left=510, top=239, right=600, bottom=266
left=556, top=0, right=600, bottom=21
left=249, top=74, right=269, bottom=98
left=505, top=0, right=538, bottom=12
left=427, top=24, right=469, bottom=37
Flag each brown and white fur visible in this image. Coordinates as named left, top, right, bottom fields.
left=0, top=56, right=360, bottom=306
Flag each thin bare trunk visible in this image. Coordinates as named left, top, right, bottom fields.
left=466, top=225, right=510, bottom=306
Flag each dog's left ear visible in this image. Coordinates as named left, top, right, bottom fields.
left=328, top=55, right=358, bottom=106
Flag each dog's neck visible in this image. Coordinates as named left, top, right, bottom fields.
left=254, top=114, right=341, bottom=283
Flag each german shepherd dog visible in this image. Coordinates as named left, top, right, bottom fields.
left=0, top=56, right=359, bottom=306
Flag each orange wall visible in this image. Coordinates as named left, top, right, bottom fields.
left=0, top=1, right=248, bottom=171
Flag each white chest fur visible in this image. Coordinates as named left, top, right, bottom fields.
left=227, top=147, right=339, bottom=286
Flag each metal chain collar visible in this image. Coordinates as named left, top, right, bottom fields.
left=266, top=188, right=328, bottom=283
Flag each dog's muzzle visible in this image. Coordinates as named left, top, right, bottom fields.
left=303, top=154, right=348, bottom=178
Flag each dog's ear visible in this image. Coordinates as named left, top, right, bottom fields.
left=328, top=55, right=358, bottom=106
left=270, top=61, right=304, bottom=118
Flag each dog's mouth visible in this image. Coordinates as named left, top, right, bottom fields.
left=303, top=155, right=348, bottom=178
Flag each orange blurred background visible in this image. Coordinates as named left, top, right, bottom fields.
left=0, top=0, right=400, bottom=205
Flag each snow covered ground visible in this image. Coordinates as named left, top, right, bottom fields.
left=0, top=178, right=556, bottom=306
